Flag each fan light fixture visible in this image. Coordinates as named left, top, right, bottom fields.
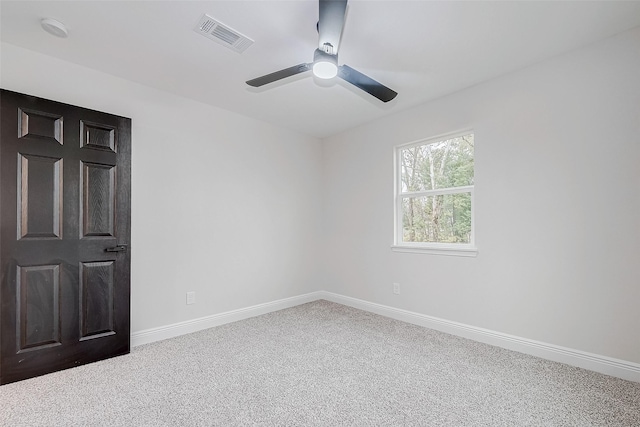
left=312, top=49, right=338, bottom=79
left=246, top=0, right=397, bottom=102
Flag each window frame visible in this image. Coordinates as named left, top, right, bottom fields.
left=392, top=130, right=478, bottom=257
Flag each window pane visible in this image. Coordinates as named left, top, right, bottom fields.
left=400, top=134, right=474, bottom=193
left=402, top=193, right=472, bottom=244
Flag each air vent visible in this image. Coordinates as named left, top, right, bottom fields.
left=194, top=14, right=254, bottom=53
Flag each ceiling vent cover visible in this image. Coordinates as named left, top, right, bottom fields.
left=194, top=14, right=254, bottom=53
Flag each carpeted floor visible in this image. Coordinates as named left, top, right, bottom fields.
left=1, top=300, right=639, bottom=426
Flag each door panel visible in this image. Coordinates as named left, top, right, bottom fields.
left=17, top=264, right=61, bottom=350
left=1, top=89, right=131, bottom=385
left=79, top=260, right=115, bottom=339
left=18, top=108, right=63, bottom=143
left=80, top=121, right=116, bottom=152
left=18, top=154, right=64, bottom=239
left=81, top=161, right=116, bottom=237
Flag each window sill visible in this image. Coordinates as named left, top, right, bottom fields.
left=391, top=244, right=478, bottom=257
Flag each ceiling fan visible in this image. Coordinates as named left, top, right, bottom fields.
left=246, top=0, right=397, bottom=103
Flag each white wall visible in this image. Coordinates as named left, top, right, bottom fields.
left=0, top=43, right=323, bottom=333
left=321, top=28, right=640, bottom=364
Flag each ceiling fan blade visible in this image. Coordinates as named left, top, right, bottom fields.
left=318, top=0, right=348, bottom=53
left=338, top=65, right=398, bottom=102
left=246, top=63, right=312, bottom=87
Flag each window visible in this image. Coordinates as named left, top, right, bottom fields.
left=393, top=131, right=476, bottom=256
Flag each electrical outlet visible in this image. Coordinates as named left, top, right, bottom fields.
left=393, top=283, right=400, bottom=295
left=186, top=291, right=196, bottom=305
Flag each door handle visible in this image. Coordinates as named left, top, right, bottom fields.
left=105, top=244, right=128, bottom=253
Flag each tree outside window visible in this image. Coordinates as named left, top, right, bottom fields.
left=396, top=132, right=474, bottom=247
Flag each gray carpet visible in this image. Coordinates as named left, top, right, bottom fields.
left=1, top=300, right=639, bottom=426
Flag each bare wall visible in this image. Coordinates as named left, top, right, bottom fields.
left=320, top=28, right=640, bottom=364
left=0, top=43, right=323, bottom=333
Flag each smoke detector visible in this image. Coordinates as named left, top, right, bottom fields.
left=193, top=14, right=253, bottom=53
left=41, top=18, right=68, bottom=38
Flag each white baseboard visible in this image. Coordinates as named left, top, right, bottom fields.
left=131, top=291, right=323, bottom=347
left=131, top=290, right=639, bottom=383
left=318, top=291, right=640, bottom=383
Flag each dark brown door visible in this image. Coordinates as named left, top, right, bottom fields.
left=0, top=89, right=131, bottom=385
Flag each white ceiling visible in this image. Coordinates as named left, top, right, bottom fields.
left=2, top=1, right=640, bottom=138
